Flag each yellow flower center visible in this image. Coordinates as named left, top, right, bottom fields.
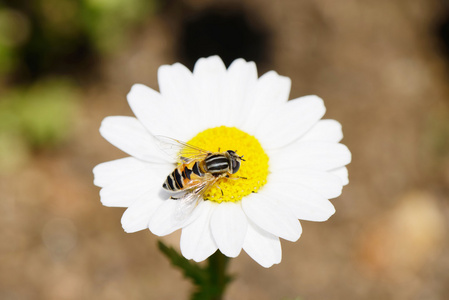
left=186, top=126, right=269, bottom=203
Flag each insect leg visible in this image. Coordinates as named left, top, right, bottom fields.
left=225, top=175, right=247, bottom=180
left=210, top=181, right=224, bottom=196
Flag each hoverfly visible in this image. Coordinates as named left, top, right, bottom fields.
left=155, top=136, right=245, bottom=215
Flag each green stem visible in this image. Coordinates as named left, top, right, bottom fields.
left=207, top=251, right=230, bottom=300
left=157, top=241, right=233, bottom=300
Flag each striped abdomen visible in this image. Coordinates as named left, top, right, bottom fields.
left=163, top=161, right=206, bottom=192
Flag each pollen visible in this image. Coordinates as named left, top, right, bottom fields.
left=187, top=126, right=269, bottom=203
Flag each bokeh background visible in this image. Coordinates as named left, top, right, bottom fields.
left=1, top=0, right=449, bottom=299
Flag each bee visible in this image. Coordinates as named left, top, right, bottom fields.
left=155, top=136, right=245, bottom=213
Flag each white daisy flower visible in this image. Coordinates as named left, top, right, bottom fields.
left=93, top=56, right=351, bottom=268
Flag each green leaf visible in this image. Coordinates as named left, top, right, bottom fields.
left=157, top=241, right=234, bottom=300
left=157, top=241, right=207, bottom=286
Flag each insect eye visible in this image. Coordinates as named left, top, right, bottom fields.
left=231, top=159, right=240, bottom=174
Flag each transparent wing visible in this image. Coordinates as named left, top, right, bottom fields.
left=154, top=135, right=211, bottom=163
left=172, top=176, right=217, bottom=221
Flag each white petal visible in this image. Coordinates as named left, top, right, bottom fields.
left=210, top=201, right=247, bottom=257
left=255, top=95, right=326, bottom=149
left=222, top=58, right=258, bottom=126
left=157, top=63, right=201, bottom=138
left=264, top=182, right=336, bottom=222
left=127, top=84, right=187, bottom=138
left=270, top=141, right=351, bottom=172
left=158, top=63, right=194, bottom=107
left=241, top=71, right=291, bottom=134
left=148, top=199, right=183, bottom=236
left=149, top=198, right=206, bottom=237
left=242, top=221, right=282, bottom=268
left=99, top=165, right=170, bottom=207
left=192, top=56, right=227, bottom=127
left=301, top=119, right=343, bottom=143
left=180, top=201, right=218, bottom=261
left=330, top=166, right=349, bottom=186
left=193, top=56, right=227, bottom=80
left=242, top=192, right=302, bottom=242
left=121, top=188, right=165, bottom=233
left=99, top=116, right=169, bottom=163
left=269, top=169, right=343, bottom=199
left=93, top=157, right=149, bottom=188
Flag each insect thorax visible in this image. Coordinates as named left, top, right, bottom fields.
left=204, top=154, right=230, bottom=174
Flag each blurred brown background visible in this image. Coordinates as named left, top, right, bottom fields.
left=1, top=0, right=449, bottom=299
